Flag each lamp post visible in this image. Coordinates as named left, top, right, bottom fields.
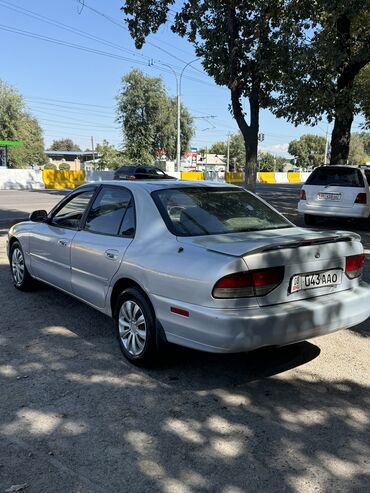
left=156, top=58, right=200, bottom=172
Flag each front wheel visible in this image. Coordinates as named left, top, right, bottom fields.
left=304, top=214, right=317, bottom=226
left=10, top=241, right=37, bottom=291
left=114, top=287, right=158, bottom=366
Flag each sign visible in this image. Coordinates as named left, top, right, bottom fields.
left=191, top=146, right=197, bottom=164
left=0, top=140, right=22, bottom=147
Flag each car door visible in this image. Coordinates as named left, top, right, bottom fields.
left=29, top=189, right=95, bottom=292
left=70, top=185, right=136, bottom=308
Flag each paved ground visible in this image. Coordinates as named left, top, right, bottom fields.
left=0, top=185, right=369, bottom=493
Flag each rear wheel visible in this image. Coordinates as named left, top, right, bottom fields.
left=10, top=241, right=36, bottom=291
left=304, top=214, right=317, bottom=226
left=114, top=287, right=158, bottom=366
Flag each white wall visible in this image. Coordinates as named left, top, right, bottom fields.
left=0, top=169, right=45, bottom=190
left=85, top=170, right=115, bottom=182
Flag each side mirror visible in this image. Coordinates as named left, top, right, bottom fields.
left=29, top=210, right=48, bottom=222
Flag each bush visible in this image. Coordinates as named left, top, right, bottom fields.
left=59, top=163, right=71, bottom=171
left=43, top=163, right=56, bottom=170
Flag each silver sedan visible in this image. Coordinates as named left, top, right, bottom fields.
left=7, top=180, right=370, bottom=365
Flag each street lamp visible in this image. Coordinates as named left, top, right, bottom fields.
left=155, top=58, right=200, bottom=172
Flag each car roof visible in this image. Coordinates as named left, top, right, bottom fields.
left=84, top=180, right=241, bottom=192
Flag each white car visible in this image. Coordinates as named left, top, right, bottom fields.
left=298, top=166, right=370, bottom=226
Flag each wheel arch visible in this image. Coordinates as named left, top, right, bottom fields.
left=110, top=277, right=153, bottom=317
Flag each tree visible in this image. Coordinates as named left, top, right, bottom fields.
left=288, top=135, right=326, bottom=169
left=49, top=139, right=81, bottom=152
left=348, top=133, right=368, bottom=165
left=355, top=63, right=370, bottom=127
left=95, top=140, right=122, bottom=169
left=209, top=141, right=227, bottom=156
left=258, top=152, right=286, bottom=171
left=359, top=132, right=370, bottom=155
left=273, top=1, right=370, bottom=165
left=0, top=80, right=46, bottom=168
left=58, top=162, right=71, bottom=171
left=122, top=1, right=292, bottom=191
left=116, top=69, right=194, bottom=163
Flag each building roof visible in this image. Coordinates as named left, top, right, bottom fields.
left=45, top=151, right=98, bottom=157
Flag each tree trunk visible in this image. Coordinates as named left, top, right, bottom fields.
left=329, top=109, right=353, bottom=165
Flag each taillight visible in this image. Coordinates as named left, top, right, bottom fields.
left=213, top=267, right=284, bottom=298
left=127, top=175, right=136, bottom=180
left=345, top=254, right=365, bottom=279
left=299, top=189, right=306, bottom=200
left=355, top=193, right=367, bottom=204
left=113, top=174, right=119, bottom=180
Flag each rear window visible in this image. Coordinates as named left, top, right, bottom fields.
left=116, top=166, right=136, bottom=175
left=306, top=167, right=364, bottom=187
left=152, top=187, right=291, bottom=237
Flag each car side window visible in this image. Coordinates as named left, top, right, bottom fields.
left=119, top=199, right=136, bottom=237
left=51, top=191, right=94, bottom=229
left=84, top=187, right=133, bottom=236
left=136, top=167, right=147, bottom=173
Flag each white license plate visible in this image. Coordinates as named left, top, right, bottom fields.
left=317, top=192, right=341, bottom=201
left=290, top=269, right=342, bottom=293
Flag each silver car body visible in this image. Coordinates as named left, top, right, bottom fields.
left=7, top=180, right=370, bottom=353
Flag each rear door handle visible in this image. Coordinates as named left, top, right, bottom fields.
left=104, top=249, right=119, bottom=261
left=58, top=239, right=69, bottom=247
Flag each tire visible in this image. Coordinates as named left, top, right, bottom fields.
left=114, top=287, right=158, bottom=367
left=304, top=214, right=317, bottom=226
left=9, top=241, right=37, bottom=291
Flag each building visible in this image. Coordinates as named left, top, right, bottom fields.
left=44, top=151, right=99, bottom=171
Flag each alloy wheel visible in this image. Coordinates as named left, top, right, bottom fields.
left=12, top=248, right=25, bottom=286
left=118, top=300, right=147, bottom=356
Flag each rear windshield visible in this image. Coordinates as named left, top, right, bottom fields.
left=306, top=167, right=364, bottom=187
left=152, top=187, right=291, bottom=236
left=116, top=166, right=136, bottom=174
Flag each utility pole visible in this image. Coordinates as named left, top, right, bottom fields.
left=91, top=136, right=96, bottom=169
left=227, top=134, right=230, bottom=172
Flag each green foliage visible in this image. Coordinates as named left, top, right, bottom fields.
left=116, top=69, right=194, bottom=163
left=348, top=133, right=369, bottom=165
left=58, top=163, right=71, bottom=170
left=43, top=163, right=56, bottom=170
left=258, top=152, right=286, bottom=171
left=355, top=64, right=370, bottom=128
left=288, top=134, right=326, bottom=168
left=209, top=141, right=227, bottom=156
left=0, top=80, right=46, bottom=168
left=49, top=139, right=81, bottom=152
left=95, top=140, right=122, bottom=170
left=359, top=132, right=370, bottom=155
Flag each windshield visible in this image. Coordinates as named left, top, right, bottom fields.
left=306, top=167, right=364, bottom=187
left=152, top=187, right=291, bottom=236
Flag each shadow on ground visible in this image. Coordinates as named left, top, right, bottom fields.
left=1, top=263, right=369, bottom=492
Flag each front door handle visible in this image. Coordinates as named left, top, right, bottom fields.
left=58, top=239, right=69, bottom=247
left=104, top=249, right=119, bottom=261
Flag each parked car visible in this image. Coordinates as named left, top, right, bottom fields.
left=7, top=181, right=370, bottom=365
left=298, top=165, right=370, bottom=225
left=113, top=165, right=176, bottom=181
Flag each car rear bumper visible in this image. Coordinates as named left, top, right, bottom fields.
left=152, top=284, right=370, bottom=353
left=298, top=201, right=370, bottom=218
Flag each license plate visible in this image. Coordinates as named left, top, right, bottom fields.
left=290, top=269, right=342, bottom=293
left=317, top=192, right=341, bottom=201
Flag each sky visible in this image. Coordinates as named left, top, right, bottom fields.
left=0, top=0, right=365, bottom=157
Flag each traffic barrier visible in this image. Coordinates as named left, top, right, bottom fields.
left=258, top=172, right=276, bottom=184
left=0, top=169, right=45, bottom=189
left=225, top=172, right=244, bottom=185
left=42, top=170, right=86, bottom=189
left=181, top=171, right=204, bottom=180
left=287, top=172, right=301, bottom=183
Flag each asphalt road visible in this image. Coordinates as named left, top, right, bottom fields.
left=0, top=185, right=369, bottom=493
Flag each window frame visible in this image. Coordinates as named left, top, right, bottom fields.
left=80, top=184, right=136, bottom=238
left=48, top=186, right=98, bottom=231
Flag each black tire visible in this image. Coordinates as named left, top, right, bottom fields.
left=114, top=287, right=158, bottom=367
left=304, top=214, right=317, bottom=226
left=9, top=241, right=37, bottom=291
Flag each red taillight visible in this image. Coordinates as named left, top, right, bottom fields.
left=127, top=175, right=136, bottom=180
left=213, top=267, right=285, bottom=298
left=355, top=193, right=367, bottom=204
left=299, top=189, right=306, bottom=200
left=345, top=254, right=365, bottom=279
